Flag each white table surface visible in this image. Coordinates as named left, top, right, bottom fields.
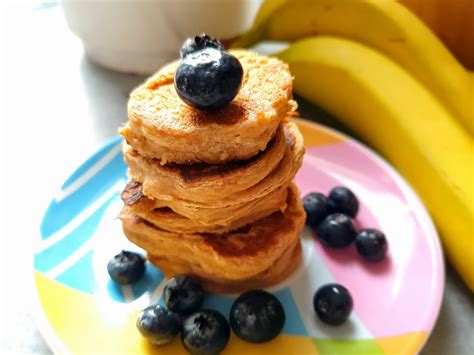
left=0, top=3, right=472, bottom=354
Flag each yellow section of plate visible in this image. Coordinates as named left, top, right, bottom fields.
left=375, top=332, right=427, bottom=354
left=294, top=118, right=346, bottom=147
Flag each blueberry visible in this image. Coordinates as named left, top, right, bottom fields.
left=136, top=304, right=182, bottom=346
left=107, top=250, right=145, bottom=284
left=303, top=192, right=332, bottom=227
left=180, top=33, right=225, bottom=58
left=327, top=186, right=359, bottom=217
left=175, top=47, right=243, bottom=111
left=181, top=310, right=230, bottom=355
left=316, top=213, right=356, bottom=248
left=229, top=290, right=285, bottom=343
left=313, top=284, right=353, bottom=326
left=163, top=275, right=204, bottom=316
left=355, top=229, right=388, bottom=262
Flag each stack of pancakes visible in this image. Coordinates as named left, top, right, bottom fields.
left=119, top=50, right=306, bottom=293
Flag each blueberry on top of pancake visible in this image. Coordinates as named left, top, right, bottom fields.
left=120, top=50, right=296, bottom=164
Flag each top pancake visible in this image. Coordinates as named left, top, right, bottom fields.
left=120, top=50, right=297, bottom=164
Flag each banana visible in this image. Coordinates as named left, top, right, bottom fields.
left=277, top=37, right=474, bottom=290
left=234, top=0, right=474, bottom=136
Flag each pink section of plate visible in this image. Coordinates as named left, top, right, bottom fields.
left=296, top=139, right=444, bottom=338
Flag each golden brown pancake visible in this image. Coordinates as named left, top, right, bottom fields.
left=148, top=238, right=302, bottom=294
left=122, top=181, right=289, bottom=233
left=125, top=121, right=304, bottom=207
left=119, top=50, right=297, bottom=164
left=119, top=183, right=305, bottom=293
left=124, top=123, right=286, bottom=203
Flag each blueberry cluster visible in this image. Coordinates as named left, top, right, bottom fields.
left=107, top=253, right=287, bottom=351
left=175, top=33, right=244, bottom=111
left=303, top=186, right=388, bottom=262
left=106, top=251, right=351, bottom=338
left=137, top=275, right=228, bottom=352
left=135, top=275, right=286, bottom=353
left=105, top=251, right=351, bottom=337
left=303, top=187, right=388, bottom=326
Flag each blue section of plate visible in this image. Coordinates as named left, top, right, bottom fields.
left=61, top=136, right=123, bottom=190
left=107, top=278, right=127, bottom=303
left=40, top=137, right=126, bottom=239
left=55, top=250, right=96, bottom=294
left=130, top=264, right=165, bottom=300
left=35, top=196, right=116, bottom=273
left=36, top=136, right=128, bottom=298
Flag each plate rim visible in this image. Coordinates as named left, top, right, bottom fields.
left=33, top=118, right=445, bottom=354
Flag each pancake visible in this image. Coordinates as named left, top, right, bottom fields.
left=148, top=238, right=302, bottom=294
left=120, top=50, right=297, bottom=164
left=132, top=182, right=289, bottom=227
left=122, top=181, right=289, bottom=233
left=125, top=121, right=304, bottom=207
left=124, top=123, right=286, bottom=204
left=119, top=183, right=305, bottom=293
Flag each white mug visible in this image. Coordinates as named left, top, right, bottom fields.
left=62, top=0, right=261, bottom=74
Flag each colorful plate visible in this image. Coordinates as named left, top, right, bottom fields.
left=34, top=119, right=444, bottom=354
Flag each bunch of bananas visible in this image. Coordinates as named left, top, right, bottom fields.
left=234, top=0, right=474, bottom=291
